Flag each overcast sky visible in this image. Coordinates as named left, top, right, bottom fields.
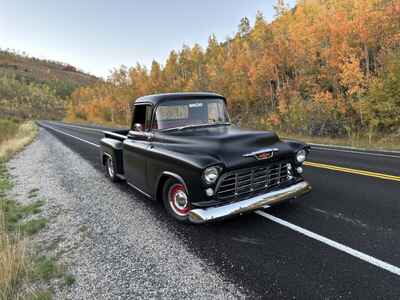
left=1, top=0, right=295, bottom=78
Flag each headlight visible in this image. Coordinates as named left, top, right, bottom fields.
left=203, top=166, right=220, bottom=184
left=296, top=149, right=307, bottom=163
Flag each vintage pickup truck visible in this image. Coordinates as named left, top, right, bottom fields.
left=100, top=92, right=311, bottom=223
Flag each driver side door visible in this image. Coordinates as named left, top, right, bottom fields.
left=123, top=104, right=153, bottom=195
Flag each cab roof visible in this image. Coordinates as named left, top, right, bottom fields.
left=134, top=92, right=226, bottom=106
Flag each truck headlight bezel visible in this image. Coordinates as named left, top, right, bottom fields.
left=203, top=166, right=220, bottom=184
left=296, top=149, right=307, bottom=164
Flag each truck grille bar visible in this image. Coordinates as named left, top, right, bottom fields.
left=216, top=163, right=291, bottom=200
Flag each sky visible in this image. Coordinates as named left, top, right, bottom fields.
left=1, top=0, right=295, bottom=78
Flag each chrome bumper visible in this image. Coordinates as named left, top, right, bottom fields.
left=188, top=181, right=311, bottom=224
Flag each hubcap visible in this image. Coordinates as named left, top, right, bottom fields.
left=107, top=157, right=114, bottom=178
left=168, top=184, right=189, bottom=216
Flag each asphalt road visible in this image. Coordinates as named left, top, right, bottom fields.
left=38, top=120, right=400, bottom=299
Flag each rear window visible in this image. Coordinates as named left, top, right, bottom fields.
left=157, top=105, right=188, bottom=120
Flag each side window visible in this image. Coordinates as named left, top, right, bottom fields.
left=208, top=103, right=220, bottom=123
left=131, top=105, right=153, bottom=131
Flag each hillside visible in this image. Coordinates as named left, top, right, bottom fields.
left=0, top=49, right=99, bottom=120
left=0, top=49, right=98, bottom=98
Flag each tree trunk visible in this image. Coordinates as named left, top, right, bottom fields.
left=364, top=43, right=370, bottom=78
left=269, top=81, right=274, bottom=112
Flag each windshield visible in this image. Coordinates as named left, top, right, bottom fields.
left=154, top=98, right=230, bottom=131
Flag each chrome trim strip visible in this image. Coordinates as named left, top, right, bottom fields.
left=128, top=130, right=154, bottom=139
left=103, top=131, right=127, bottom=140
left=188, top=181, right=311, bottom=224
left=103, top=152, right=112, bottom=159
left=116, top=174, right=126, bottom=180
left=127, top=182, right=152, bottom=198
left=102, top=152, right=112, bottom=167
left=242, top=148, right=279, bottom=157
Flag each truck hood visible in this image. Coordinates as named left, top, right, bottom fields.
left=155, top=126, right=299, bottom=170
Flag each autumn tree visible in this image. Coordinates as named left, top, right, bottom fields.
left=66, top=0, right=400, bottom=143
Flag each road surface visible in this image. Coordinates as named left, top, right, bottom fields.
left=38, top=120, right=400, bottom=299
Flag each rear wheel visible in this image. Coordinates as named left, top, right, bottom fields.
left=162, top=178, right=190, bottom=223
left=104, top=155, right=119, bottom=182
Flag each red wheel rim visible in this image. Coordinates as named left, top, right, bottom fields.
left=168, top=184, right=190, bottom=216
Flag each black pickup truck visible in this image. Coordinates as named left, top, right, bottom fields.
left=100, top=92, right=311, bottom=223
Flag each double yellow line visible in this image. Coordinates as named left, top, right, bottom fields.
left=304, top=161, right=400, bottom=182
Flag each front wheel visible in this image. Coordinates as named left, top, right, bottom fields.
left=162, top=178, right=191, bottom=223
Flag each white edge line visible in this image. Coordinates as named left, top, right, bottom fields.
left=49, top=122, right=105, bottom=132
left=283, top=139, right=400, bottom=157
left=308, top=142, right=400, bottom=155
left=255, top=210, right=400, bottom=277
left=311, top=146, right=400, bottom=159
left=41, top=123, right=100, bottom=148
left=43, top=124, right=151, bottom=197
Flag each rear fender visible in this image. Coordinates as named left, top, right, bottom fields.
left=100, top=138, right=124, bottom=175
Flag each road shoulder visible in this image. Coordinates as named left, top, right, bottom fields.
left=7, top=128, right=245, bottom=299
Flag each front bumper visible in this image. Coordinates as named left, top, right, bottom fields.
left=188, top=181, right=311, bottom=224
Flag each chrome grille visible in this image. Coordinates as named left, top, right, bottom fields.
left=216, top=163, right=291, bottom=200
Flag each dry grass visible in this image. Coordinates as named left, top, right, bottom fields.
left=0, top=121, right=38, bottom=162
left=0, top=119, right=20, bottom=144
left=0, top=211, right=26, bottom=300
left=0, top=121, right=40, bottom=299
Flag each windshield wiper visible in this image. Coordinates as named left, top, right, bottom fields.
left=207, top=122, right=231, bottom=128
left=160, top=122, right=231, bottom=132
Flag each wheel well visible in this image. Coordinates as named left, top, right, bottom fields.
left=156, top=175, right=170, bottom=202
left=156, top=173, right=187, bottom=202
left=102, top=153, right=113, bottom=166
left=102, top=154, right=108, bottom=166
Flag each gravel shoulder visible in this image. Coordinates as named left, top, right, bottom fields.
left=7, top=128, right=245, bottom=299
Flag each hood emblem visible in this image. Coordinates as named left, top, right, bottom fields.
left=243, top=148, right=279, bottom=160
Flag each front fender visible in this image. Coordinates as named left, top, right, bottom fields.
left=147, top=146, right=221, bottom=203
left=284, top=139, right=310, bottom=153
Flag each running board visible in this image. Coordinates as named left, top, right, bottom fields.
left=116, top=174, right=126, bottom=180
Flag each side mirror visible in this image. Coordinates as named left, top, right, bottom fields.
left=134, top=123, right=143, bottom=132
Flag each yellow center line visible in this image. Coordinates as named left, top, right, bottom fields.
left=304, top=161, right=400, bottom=182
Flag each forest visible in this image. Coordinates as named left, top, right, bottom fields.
left=66, top=1, right=400, bottom=143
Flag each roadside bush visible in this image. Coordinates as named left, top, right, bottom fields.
left=0, top=74, right=65, bottom=120
left=0, top=119, right=20, bottom=144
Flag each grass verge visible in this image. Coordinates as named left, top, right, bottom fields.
left=0, top=210, right=26, bottom=300
left=0, top=120, right=73, bottom=299
left=0, top=120, right=38, bottom=162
